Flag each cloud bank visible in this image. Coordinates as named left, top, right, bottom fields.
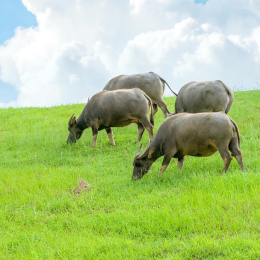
left=0, top=0, right=260, bottom=107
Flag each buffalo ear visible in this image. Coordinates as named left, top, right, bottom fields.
left=71, top=116, right=77, bottom=126
left=148, top=147, right=155, bottom=158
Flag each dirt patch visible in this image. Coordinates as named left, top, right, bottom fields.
left=74, top=179, right=89, bottom=195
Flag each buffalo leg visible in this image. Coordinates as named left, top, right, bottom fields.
left=154, top=98, right=171, bottom=118
left=217, top=145, right=232, bottom=174
left=152, top=103, right=158, bottom=117
left=178, top=156, right=185, bottom=170
left=91, top=127, right=98, bottom=148
left=106, top=127, right=115, bottom=146
left=136, top=123, right=145, bottom=143
left=160, top=147, right=177, bottom=176
left=229, top=139, right=244, bottom=171
left=160, top=155, right=173, bottom=176
left=139, top=117, right=153, bottom=140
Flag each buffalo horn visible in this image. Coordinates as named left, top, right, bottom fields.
left=136, top=144, right=143, bottom=156
left=69, top=113, right=75, bottom=124
left=138, top=140, right=151, bottom=159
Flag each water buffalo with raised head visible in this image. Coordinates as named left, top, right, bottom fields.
left=132, top=112, right=244, bottom=180
left=67, top=88, right=154, bottom=147
left=170, top=80, right=233, bottom=115
left=103, top=72, right=177, bottom=118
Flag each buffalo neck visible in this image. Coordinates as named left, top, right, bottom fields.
left=76, top=113, right=88, bottom=131
left=150, top=142, right=163, bottom=162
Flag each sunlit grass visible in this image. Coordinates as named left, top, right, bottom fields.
left=0, top=91, right=260, bottom=259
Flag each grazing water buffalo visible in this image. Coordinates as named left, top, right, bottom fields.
left=132, top=112, right=244, bottom=180
left=67, top=88, right=154, bottom=147
left=103, top=72, right=177, bottom=118
left=170, top=80, right=233, bottom=115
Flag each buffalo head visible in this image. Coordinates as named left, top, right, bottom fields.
left=132, top=141, right=154, bottom=180
left=67, top=114, right=83, bottom=144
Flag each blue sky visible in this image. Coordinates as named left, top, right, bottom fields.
left=0, top=0, right=208, bottom=104
left=0, top=0, right=259, bottom=107
left=0, top=0, right=36, bottom=103
left=0, top=1, right=36, bottom=44
left=0, top=0, right=207, bottom=45
left=195, top=0, right=209, bottom=4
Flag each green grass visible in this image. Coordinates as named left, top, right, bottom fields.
left=0, top=91, right=260, bottom=259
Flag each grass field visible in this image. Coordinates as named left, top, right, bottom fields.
left=0, top=91, right=260, bottom=259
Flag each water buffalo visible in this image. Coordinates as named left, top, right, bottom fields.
left=103, top=72, right=177, bottom=118
left=170, top=80, right=233, bottom=115
left=132, top=112, right=244, bottom=180
left=67, top=88, right=154, bottom=147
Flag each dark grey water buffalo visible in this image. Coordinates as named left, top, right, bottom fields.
left=67, top=88, right=154, bottom=147
left=103, top=72, right=177, bottom=118
left=132, top=112, right=244, bottom=180
left=171, top=80, right=233, bottom=115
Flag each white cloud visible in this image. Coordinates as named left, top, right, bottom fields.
left=117, top=17, right=260, bottom=91
left=130, top=0, right=147, bottom=15
left=0, top=0, right=260, bottom=107
left=252, top=27, right=260, bottom=52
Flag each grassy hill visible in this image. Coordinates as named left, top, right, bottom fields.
left=0, top=91, right=260, bottom=259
